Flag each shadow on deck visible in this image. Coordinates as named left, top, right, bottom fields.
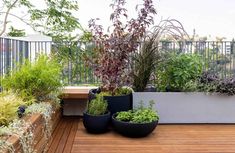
left=47, top=117, right=235, bottom=153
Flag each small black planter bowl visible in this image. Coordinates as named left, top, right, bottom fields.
left=112, top=113, right=158, bottom=138
left=83, top=111, right=111, bottom=134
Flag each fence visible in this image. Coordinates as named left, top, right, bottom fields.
left=160, top=40, right=235, bottom=78
left=0, top=37, right=235, bottom=85
left=0, top=37, right=98, bottom=85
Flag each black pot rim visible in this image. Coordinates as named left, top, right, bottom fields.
left=112, top=113, right=158, bottom=125
left=84, top=111, right=110, bottom=117
left=103, top=93, right=132, bottom=98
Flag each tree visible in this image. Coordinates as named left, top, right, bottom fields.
left=0, top=0, right=82, bottom=41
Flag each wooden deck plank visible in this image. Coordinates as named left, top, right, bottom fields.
left=47, top=118, right=67, bottom=153
left=47, top=117, right=64, bottom=148
left=55, top=118, right=74, bottom=153
left=48, top=118, right=235, bottom=153
left=63, top=118, right=80, bottom=153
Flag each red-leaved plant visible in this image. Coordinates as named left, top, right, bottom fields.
left=88, top=0, right=156, bottom=94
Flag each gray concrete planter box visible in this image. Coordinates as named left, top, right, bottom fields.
left=133, top=92, right=235, bottom=123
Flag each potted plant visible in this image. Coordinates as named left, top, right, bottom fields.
left=87, top=0, right=157, bottom=114
left=112, top=100, right=159, bottom=137
left=83, top=94, right=110, bottom=133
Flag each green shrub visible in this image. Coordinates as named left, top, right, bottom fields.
left=87, top=94, right=108, bottom=115
left=101, top=87, right=133, bottom=96
left=2, top=55, right=62, bottom=101
left=116, top=100, right=159, bottom=123
left=115, top=110, right=133, bottom=122
left=0, top=92, right=32, bottom=126
left=156, top=53, right=203, bottom=91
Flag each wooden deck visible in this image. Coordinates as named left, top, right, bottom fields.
left=47, top=117, right=235, bottom=153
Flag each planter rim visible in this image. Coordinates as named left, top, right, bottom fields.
left=83, top=111, right=110, bottom=117
left=136, top=92, right=232, bottom=95
left=103, top=93, right=132, bottom=98
left=89, top=88, right=133, bottom=96
left=112, top=113, right=158, bottom=125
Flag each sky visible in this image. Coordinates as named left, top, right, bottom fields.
left=6, top=0, right=235, bottom=40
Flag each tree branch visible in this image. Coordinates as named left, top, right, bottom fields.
left=0, top=0, right=20, bottom=36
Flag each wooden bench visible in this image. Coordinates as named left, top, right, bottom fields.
left=61, top=86, right=97, bottom=116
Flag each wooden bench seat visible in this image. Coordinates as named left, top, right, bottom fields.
left=62, top=86, right=97, bottom=99
left=61, top=86, right=97, bottom=116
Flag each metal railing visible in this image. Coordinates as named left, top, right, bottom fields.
left=159, top=40, right=235, bottom=78
left=0, top=37, right=235, bottom=85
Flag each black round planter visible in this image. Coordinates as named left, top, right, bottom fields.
left=89, top=88, right=133, bottom=115
left=112, top=113, right=158, bottom=137
left=83, top=111, right=111, bottom=133
left=104, top=94, right=132, bottom=115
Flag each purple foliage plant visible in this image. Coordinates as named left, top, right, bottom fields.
left=88, top=0, right=156, bottom=94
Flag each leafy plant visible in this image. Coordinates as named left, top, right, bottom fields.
left=133, top=34, right=160, bottom=92
left=2, top=55, right=63, bottom=101
left=115, top=110, right=133, bottom=122
left=156, top=53, right=203, bottom=91
left=0, top=92, right=32, bottom=126
left=197, top=71, right=235, bottom=95
left=26, top=102, right=54, bottom=140
left=7, top=26, right=25, bottom=37
left=116, top=100, right=159, bottom=123
left=88, top=0, right=156, bottom=94
left=98, top=87, right=133, bottom=96
left=87, top=94, right=108, bottom=115
left=197, top=71, right=219, bottom=93
left=217, top=78, right=235, bottom=96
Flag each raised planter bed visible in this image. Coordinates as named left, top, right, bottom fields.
left=133, top=92, right=235, bottom=123
left=1, top=108, right=61, bottom=153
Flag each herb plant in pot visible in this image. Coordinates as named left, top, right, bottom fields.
left=83, top=94, right=110, bottom=133
left=87, top=0, right=157, bottom=115
left=112, top=100, right=159, bottom=137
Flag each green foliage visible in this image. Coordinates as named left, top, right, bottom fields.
left=26, top=102, right=54, bottom=138
left=0, top=92, right=32, bottom=126
left=156, top=53, right=203, bottom=91
left=29, top=0, right=82, bottom=42
left=1, top=0, right=83, bottom=39
left=114, top=87, right=133, bottom=96
left=133, top=34, right=160, bottom=92
left=2, top=55, right=62, bottom=101
left=7, top=26, right=25, bottom=37
left=87, top=94, right=108, bottom=115
left=116, top=100, right=159, bottom=123
left=101, top=87, right=133, bottom=96
left=132, top=108, right=158, bottom=123
left=115, top=111, right=133, bottom=122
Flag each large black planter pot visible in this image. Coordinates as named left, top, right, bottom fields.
left=89, top=88, right=133, bottom=115
left=83, top=111, right=111, bottom=133
left=112, top=113, right=158, bottom=137
left=104, top=94, right=132, bottom=115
